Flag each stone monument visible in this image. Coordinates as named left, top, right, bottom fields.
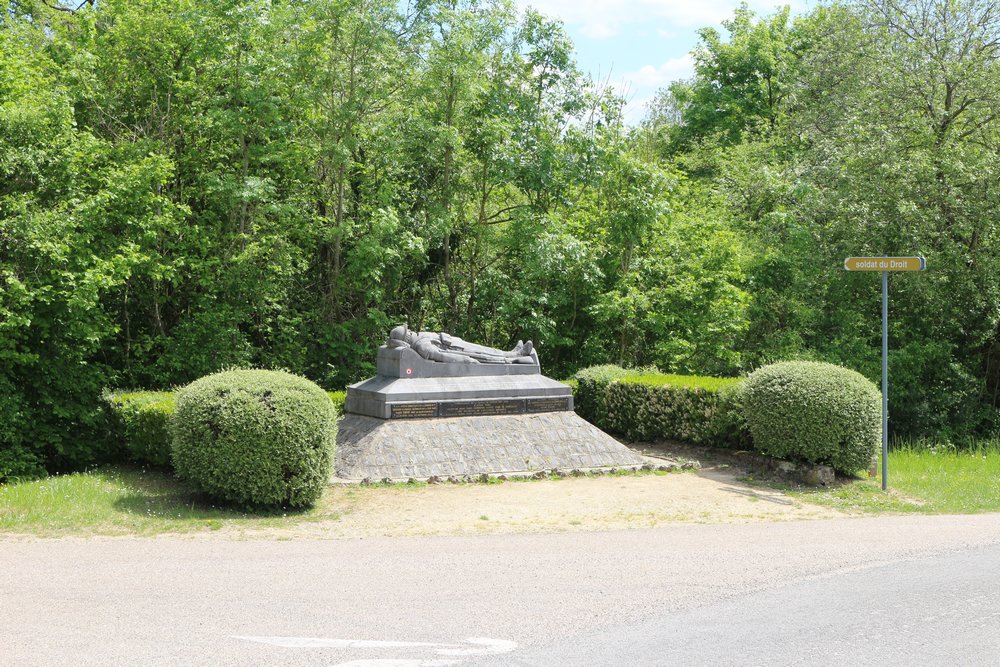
left=335, top=325, right=645, bottom=481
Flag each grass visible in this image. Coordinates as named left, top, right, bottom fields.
left=765, top=438, right=1000, bottom=514
left=0, top=466, right=338, bottom=537
left=0, top=463, right=679, bottom=537
left=4, top=439, right=996, bottom=537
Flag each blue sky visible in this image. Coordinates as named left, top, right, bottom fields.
left=514, top=0, right=810, bottom=123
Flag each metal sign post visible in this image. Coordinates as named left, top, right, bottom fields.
left=881, top=269, right=888, bottom=490
left=844, top=256, right=926, bottom=490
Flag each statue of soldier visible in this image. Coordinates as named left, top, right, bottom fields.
left=386, top=325, right=535, bottom=364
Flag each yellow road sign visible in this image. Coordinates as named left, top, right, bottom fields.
left=844, top=257, right=926, bottom=272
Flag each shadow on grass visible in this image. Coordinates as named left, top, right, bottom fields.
left=108, top=467, right=311, bottom=521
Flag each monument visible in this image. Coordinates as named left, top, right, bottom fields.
left=335, top=325, right=646, bottom=481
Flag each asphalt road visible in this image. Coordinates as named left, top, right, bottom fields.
left=3, top=514, right=1000, bottom=666
left=487, top=541, right=1000, bottom=666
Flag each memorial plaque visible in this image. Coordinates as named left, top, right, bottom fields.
left=439, top=399, right=526, bottom=417
left=526, top=396, right=571, bottom=413
left=390, top=402, right=439, bottom=419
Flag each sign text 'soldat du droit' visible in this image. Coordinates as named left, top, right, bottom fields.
left=843, top=257, right=926, bottom=272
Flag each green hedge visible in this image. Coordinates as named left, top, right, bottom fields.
left=604, top=373, right=747, bottom=446
left=104, top=389, right=346, bottom=472
left=741, top=361, right=881, bottom=474
left=103, top=391, right=176, bottom=467
left=572, top=365, right=631, bottom=425
left=328, top=391, right=346, bottom=416
left=571, top=365, right=748, bottom=448
left=171, top=369, right=336, bottom=508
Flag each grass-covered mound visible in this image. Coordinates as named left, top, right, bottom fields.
left=171, top=369, right=337, bottom=508
left=741, top=361, right=881, bottom=474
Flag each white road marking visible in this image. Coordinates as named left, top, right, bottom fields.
left=234, top=634, right=518, bottom=665
left=234, top=637, right=456, bottom=649
left=437, top=638, right=518, bottom=656
left=329, top=660, right=460, bottom=667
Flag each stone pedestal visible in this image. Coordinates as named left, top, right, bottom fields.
left=335, top=341, right=643, bottom=481
left=335, top=411, right=646, bottom=481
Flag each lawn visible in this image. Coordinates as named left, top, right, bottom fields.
left=0, top=466, right=340, bottom=537
left=2, top=441, right=998, bottom=537
left=775, top=440, right=1000, bottom=514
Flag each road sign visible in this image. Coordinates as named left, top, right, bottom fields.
left=844, top=255, right=927, bottom=491
left=844, top=257, right=926, bottom=272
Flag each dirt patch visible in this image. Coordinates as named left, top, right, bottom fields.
left=229, top=456, right=844, bottom=540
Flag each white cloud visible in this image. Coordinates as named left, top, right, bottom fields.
left=615, top=55, right=693, bottom=124
left=519, top=0, right=808, bottom=39
left=620, top=53, right=694, bottom=89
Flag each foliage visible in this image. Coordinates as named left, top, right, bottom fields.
left=571, top=365, right=632, bottom=425
left=572, top=366, right=747, bottom=447
left=603, top=374, right=747, bottom=446
left=664, top=5, right=798, bottom=150
left=741, top=361, right=881, bottom=474
left=642, top=0, right=1000, bottom=438
left=103, top=391, right=176, bottom=467
left=100, top=388, right=344, bottom=472
left=327, top=391, right=346, bottom=417
left=2, top=0, right=998, bottom=475
left=171, top=369, right=336, bottom=508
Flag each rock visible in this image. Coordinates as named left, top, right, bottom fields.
left=803, top=464, right=835, bottom=486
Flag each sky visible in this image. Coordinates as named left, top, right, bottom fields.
left=513, top=0, right=810, bottom=123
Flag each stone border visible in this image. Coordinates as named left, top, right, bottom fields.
left=329, top=459, right=701, bottom=486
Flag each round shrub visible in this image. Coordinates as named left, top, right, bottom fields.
left=741, top=361, right=881, bottom=474
left=171, top=369, right=336, bottom=508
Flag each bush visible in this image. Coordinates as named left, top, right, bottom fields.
left=100, top=388, right=347, bottom=473
left=171, top=369, right=336, bottom=508
left=604, top=374, right=747, bottom=446
left=327, top=391, right=346, bottom=417
left=104, top=391, right=176, bottom=467
left=741, top=361, right=881, bottom=474
left=573, top=365, right=631, bottom=426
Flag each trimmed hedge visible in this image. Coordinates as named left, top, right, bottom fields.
left=104, top=389, right=346, bottom=471
left=604, top=373, right=747, bottom=446
left=741, top=361, right=881, bottom=474
left=103, top=391, right=176, bottom=467
left=572, top=365, right=631, bottom=425
left=328, top=391, right=346, bottom=416
left=571, top=365, right=748, bottom=448
left=171, top=369, right=337, bottom=508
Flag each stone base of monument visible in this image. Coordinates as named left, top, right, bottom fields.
left=335, top=339, right=646, bottom=482
left=334, top=411, right=647, bottom=482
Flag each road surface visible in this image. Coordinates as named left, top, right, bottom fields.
left=3, top=514, right=1000, bottom=666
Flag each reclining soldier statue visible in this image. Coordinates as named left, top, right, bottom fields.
left=386, top=324, right=536, bottom=364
